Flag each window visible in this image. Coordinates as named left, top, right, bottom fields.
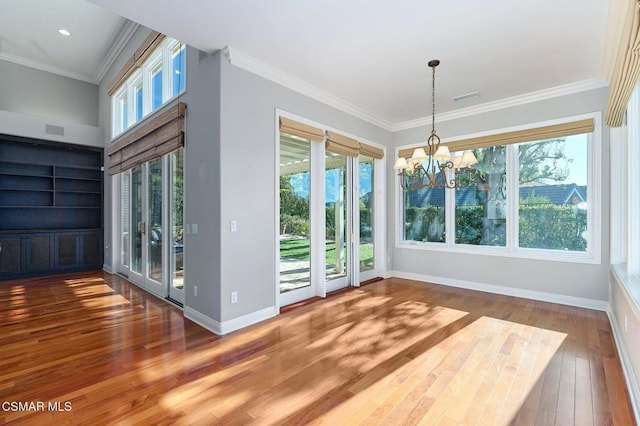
left=151, top=62, right=163, bottom=112
left=172, top=44, right=186, bottom=96
left=110, top=37, right=186, bottom=138
left=398, top=115, right=599, bottom=262
left=113, top=88, right=129, bottom=135
left=134, top=81, right=143, bottom=122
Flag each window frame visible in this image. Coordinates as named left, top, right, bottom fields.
left=395, top=112, right=602, bottom=264
left=110, top=37, right=187, bottom=139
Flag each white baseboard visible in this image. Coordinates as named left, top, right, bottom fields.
left=607, top=308, right=640, bottom=424
left=184, top=306, right=278, bottom=336
left=102, top=264, right=113, bottom=274
left=387, top=270, right=609, bottom=311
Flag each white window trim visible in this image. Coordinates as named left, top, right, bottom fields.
left=395, top=112, right=602, bottom=265
left=627, top=86, right=640, bottom=276
left=112, top=86, right=128, bottom=137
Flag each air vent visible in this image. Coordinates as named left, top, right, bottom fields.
left=45, top=124, right=64, bottom=136
left=452, top=91, right=480, bottom=103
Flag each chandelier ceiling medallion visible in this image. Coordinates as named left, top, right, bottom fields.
left=394, top=60, right=478, bottom=191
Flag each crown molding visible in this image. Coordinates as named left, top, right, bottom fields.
left=391, top=78, right=609, bottom=131
left=95, top=20, right=140, bottom=84
left=222, top=46, right=607, bottom=133
left=222, top=45, right=395, bottom=131
left=0, top=52, right=95, bottom=84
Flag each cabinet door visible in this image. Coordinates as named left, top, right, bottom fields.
left=26, top=234, right=53, bottom=273
left=55, top=233, right=79, bottom=269
left=80, top=231, right=102, bottom=267
left=0, top=236, right=23, bottom=275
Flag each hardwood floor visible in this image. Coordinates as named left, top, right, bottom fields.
left=0, top=271, right=635, bottom=425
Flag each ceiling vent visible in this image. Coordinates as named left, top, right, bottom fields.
left=45, top=124, right=64, bottom=136
left=452, top=91, right=480, bottom=103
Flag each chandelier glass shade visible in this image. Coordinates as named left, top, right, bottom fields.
left=395, top=60, right=478, bottom=190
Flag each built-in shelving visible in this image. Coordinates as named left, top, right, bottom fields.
left=0, top=135, right=104, bottom=279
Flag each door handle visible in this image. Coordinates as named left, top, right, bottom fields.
left=140, top=222, right=146, bottom=235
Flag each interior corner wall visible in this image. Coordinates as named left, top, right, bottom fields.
left=181, top=49, right=223, bottom=321
left=218, top=57, right=392, bottom=322
left=389, top=87, right=611, bottom=302
left=0, top=59, right=98, bottom=127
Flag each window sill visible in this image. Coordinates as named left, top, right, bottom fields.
left=611, top=264, right=640, bottom=322
left=396, top=240, right=600, bottom=264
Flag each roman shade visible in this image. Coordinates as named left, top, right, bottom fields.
left=325, top=131, right=360, bottom=157
left=107, top=101, right=186, bottom=175
left=398, top=119, right=594, bottom=158
left=359, top=142, right=384, bottom=160
left=107, top=31, right=166, bottom=96
left=605, top=0, right=640, bottom=127
left=279, top=117, right=324, bottom=142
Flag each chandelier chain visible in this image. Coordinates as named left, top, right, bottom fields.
left=431, top=62, right=436, bottom=137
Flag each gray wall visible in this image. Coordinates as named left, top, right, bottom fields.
left=182, top=49, right=222, bottom=320
left=0, top=60, right=98, bottom=126
left=389, top=87, right=611, bottom=302
left=216, top=57, right=392, bottom=322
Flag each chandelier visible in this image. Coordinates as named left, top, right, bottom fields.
left=394, top=60, right=478, bottom=190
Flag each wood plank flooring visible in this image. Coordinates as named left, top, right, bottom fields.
left=0, top=271, right=635, bottom=425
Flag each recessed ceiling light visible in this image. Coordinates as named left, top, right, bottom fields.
left=452, top=91, right=480, bottom=103
left=58, top=28, right=71, bottom=37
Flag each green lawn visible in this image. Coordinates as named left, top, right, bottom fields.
left=280, top=238, right=373, bottom=266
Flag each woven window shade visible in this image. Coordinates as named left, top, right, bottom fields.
left=326, top=131, right=360, bottom=157
left=397, top=119, right=594, bottom=158
left=279, top=117, right=324, bottom=142
left=605, top=0, right=640, bottom=127
left=107, top=102, right=186, bottom=175
left=107, top=31, right=166, bottom=96
left=359, top=142, right=384, bottom=159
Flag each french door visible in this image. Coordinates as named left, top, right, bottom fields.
left=117, top=149, right=184, bottom=304
left=278, top=129, right=382, bottom=307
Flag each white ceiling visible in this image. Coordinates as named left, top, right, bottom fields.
left=2, top=0, right=613, bottom=129
left=0, top=0, right=127, bottom=83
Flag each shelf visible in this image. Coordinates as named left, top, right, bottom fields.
left=54, top=176, right=102, bottom=182
left=0, top=206, right=101, bottom=209
left=0, top=188, right=54, bottom=192
left=55, top=164, right=102, bottom=172
left=0, top=159, right=100, bottom=171
left=56, top=190, right=102, bottom=195
left=0, top=172, right=53, bottom=178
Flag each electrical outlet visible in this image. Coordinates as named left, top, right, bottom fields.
left=624, top=314, right=628, bottom=332
left=231, top=291, right=238, bottom=304
left=194, top=286, right=198, bottom=297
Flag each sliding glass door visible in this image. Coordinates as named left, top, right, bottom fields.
left=279, top=134, right=313, bottom=305
left=116, top=150, right=185, bottom=304
left=278, top=122, right=383, bottom=307
left=325, top=151, right=350, bottom=292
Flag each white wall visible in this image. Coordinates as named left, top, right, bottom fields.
left=389, top=87, right=611, bottom=304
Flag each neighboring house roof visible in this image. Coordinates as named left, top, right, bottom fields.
left=407, top=183, right=586, bottom=207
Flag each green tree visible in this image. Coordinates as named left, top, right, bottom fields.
left=469, top=138, right=572, bottom=245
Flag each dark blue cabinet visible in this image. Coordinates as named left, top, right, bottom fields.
left=0, top=135, right=103, bottom=280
